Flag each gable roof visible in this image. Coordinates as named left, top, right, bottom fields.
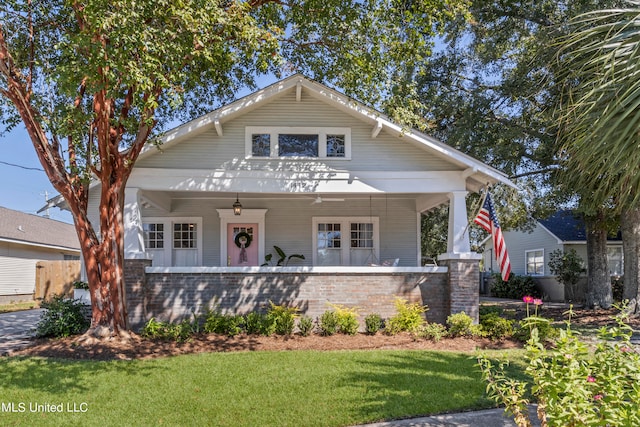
left=138, top=74, right=515, bottom=192
left=42, top=74, right=516, bottom=212
left=0, top=206, right=80, bottom=252
left=538, top=210, right=621, bottom=243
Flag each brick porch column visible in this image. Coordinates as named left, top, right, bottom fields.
left=124, top=259, right=152, bottom=328
left=439, top=256, right=480, bottom=323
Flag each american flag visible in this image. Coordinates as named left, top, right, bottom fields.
left=474, top=193, right=511, bottom=282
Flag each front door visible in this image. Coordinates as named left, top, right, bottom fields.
left=227, top=223, right=259, bottom=266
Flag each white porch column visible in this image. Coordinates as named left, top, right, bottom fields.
left=123, top=187, right=148, bottom=259
left=444, top=191, right=471, bottom=255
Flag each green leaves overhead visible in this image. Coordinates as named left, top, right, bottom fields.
left=557, top=6, right=640, bottom=212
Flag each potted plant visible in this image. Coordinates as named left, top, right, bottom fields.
left=73, top=281, right=90, bottom=304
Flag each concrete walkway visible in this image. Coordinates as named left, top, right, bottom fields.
left=355, top=406, right=540, bottom=427
left=0, top=308, right=44, bottom=355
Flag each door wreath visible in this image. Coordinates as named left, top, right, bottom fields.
left=234, top=231, right=252, bottom=248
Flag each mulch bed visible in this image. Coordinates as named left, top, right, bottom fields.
left=9, top=304, right=639, bottom=361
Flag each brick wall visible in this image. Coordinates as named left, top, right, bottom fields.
left=123, top=261, right=451, bottom=331
left=441, top=258, right=480, bottom=322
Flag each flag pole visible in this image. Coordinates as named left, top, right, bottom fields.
left=462, top=183, right=490, bottom=238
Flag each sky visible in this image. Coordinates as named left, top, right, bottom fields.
left=0, top=126, right=73, bottom=223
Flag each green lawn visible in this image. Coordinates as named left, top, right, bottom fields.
left=0, top=349, right=526, bottom=426
left=0, top=301, right=39, bottom=314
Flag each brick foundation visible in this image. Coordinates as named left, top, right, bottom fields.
left=124, top=260, right=478, bottom=330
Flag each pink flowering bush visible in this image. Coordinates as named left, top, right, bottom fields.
left=478, top=306, right=640, bottom=426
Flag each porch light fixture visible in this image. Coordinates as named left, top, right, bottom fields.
left=233, top=194, right=242, bottom=216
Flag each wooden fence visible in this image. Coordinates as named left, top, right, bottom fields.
left=35, top=260, right=81, bottom=302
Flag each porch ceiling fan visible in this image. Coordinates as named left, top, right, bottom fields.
left=309, top=196, right=345, bottom=205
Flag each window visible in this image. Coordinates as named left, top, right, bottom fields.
left=173, top=223, right=197, bottom=249
left=313, top=217, right=378, bottom=266
left=316, top=223, right=341, bottom=266
left=607, top=246, right=623, bottom=276
left=326, top=135, right=345, bottom=157
left=279, top=134, right=318, bottom=157
left=142, top=218, right=202, bottom=266
left=246, top=127, right=351, bottom=159
left=525, top=249, right=544, bottom=275
left=143, top=223, right=164, bottom=249
left=251, top=134, right=270, bottom=157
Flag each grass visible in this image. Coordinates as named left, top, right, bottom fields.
left=0, top=301, right=39, bottom=314
left=0, top=349, right=527, bottom=426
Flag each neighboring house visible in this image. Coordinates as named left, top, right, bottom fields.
left=50, top=74, right=514, bottom=327
left=480, top=210, right=622, bottom=301
left=0, top=206, right=81, bottom=303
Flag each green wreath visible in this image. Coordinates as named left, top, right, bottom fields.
left=234, top=231, right=252, bottom=248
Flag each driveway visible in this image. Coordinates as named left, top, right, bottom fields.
left=0, top=308, right=44, bottom=355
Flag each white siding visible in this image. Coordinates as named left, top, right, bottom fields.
left=0, top=241, right=77, bottom=295
left=140, top=196, right=419, bottom=267
left=0, top=256, right=36, bottom=295
left=482, top=223, right=562, bottom=276
left=137, top=89, right=459, bottom=173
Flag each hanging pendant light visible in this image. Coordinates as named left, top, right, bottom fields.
left=233, top=193, right=242, bottom=216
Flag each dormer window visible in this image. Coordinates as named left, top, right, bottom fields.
left=246, top=126, right=351, bottom=159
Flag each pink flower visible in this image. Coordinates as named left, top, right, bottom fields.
left=620, top=346, right=631, bottom=353
left=594, top=394, right=603, bottom=401
left=533, top=298, right=543, bottom=306
left=522, top=296, right=534, bottom=304
left=587, top=376, right=596, bottom=383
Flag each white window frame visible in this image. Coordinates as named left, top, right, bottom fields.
left=312, top=217, right=379, bottom=266
left=245, top=126, right=351, bottom=160
left=142, top=217, right=203, bottom=266
left=525, top=249, right=544, bottom=276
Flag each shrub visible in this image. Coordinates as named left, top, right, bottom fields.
left=35, top=295, right=90, bottom=338
left=418, top=322, right=448, bottom=342
left=297, top=315, right=314, bottom=336
left=245, top=312, right=267, bottom=335
left=478, top=308, right=640, bottom=427
left=479, top=313, right=514, bottom=340
left=446, top=312, right=474, bottom=337
left=364, top=313, right=383, bottom=335
left=385, top=297, right=427, bottom=335
left=491, top=274, right=540, bottom=300
left=480, top=313, right=514, bottom=340
left=479, top=305, right=503, bottom=317
left=267, top=302, right=299, bottom=336
left=318, top=310, right=339, bottom=336
left=328, top=303, right=360, bottom=335
left=204, top=311, right=245, bottom=337
left=549, top=248, right=585, bottom=303
left=141, top=318, right=194, bottom=342
left=513, top=317, right=557, bottom=343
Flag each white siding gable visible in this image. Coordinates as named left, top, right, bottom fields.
left=136, top=88, right=459, bottom=173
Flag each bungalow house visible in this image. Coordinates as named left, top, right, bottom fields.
left=0, top=206, right=80, bottom=303
left=63, top=74, right=514, bottom=327
left=479, top=210, right=622, bottom=301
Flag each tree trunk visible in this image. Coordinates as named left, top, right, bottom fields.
left=621, top=206, right=640, bottom=313
left=81, top=184, right=129, bottom=336
left=585, top=214, right=612, bottom=309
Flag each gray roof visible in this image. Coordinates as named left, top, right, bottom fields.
left=538, top=210, right=621, bottom=242
left=0, top=206, right=80, bottom=251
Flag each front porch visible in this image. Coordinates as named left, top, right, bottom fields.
left=124, top=258, right=480, bottom=330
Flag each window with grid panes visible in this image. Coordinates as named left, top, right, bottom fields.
left=173, top=223, right=197, bottom=249
left=143, top=223, right=164, bottom=249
